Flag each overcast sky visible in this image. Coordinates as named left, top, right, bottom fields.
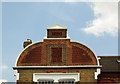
left=0, top=0, right=119, bottom=82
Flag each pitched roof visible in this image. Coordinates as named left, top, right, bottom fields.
left=47, top=24, right=67, bottom=29
left=98, top=56, right=120, bottom=72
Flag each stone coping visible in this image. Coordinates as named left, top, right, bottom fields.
left=13, top=65, right=102, bottom=69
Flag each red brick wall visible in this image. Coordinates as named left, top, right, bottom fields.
left=17, top=68, right=97, bottom=82
left=21, top=47, right=41, bottom=63
left=17, top=42, right=43, bottom=66
left=72, top=46, right=93, bottom=64
left=71, top=42, right=97, bottom=65
left=47, top=29, right=67, bottom=38
left=17, top=39, right=97, bottom=66
left=52, top=32, right=62, bottom=36
left=51, top=48, right=62, bottom=63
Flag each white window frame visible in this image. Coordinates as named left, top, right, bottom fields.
left=33, top=73, right=80, bottom=83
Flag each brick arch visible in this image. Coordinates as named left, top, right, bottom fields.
left=16, top=42, right=43, bottom=66
left=71, top=42, right=98, bottom=65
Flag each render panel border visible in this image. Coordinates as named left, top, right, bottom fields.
left=33, top=73, right=80, bottom=82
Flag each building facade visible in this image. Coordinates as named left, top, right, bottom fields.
left=98, top=56, right=120, bottom=83
left=13, top=24, right=106, bottom=83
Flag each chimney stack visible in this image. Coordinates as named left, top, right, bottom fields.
left=23, top=39, right=32, bottom=48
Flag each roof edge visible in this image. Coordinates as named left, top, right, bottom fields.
left=70, top=41, right=99, bottom=66
left=98, top=56, right=120, bottom=57
left=13, top=65, right=102, bottom=69
left=15, top=41, right=43, bottom=67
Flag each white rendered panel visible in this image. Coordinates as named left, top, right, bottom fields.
left=33, top=73, right=79, bottom=82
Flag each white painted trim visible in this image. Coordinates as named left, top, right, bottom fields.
left=13, top=70, right=19, bottom=80
left=47, top=28, right=67, bottom=30
left=117, top=60, right=120, bottom=63
left=97, top=57, right=101, bottom=60
left=15, top=41, right=43, bottom=67
left=94, top=68, right=101, bottom=79
left=70, top=41, right=100, bottom=66
left=78, top=73, right=80, bottom=81
left=43, top=34, right=71, bottom=40
left=43, top=37, right=70, bottom=40
left=33, top=73, right=79, bottom=82
left=13, top=65, right=102, bottom=69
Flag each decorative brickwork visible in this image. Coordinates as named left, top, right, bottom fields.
left=51, top=48, right=62, bottom=63
left=46, top=44, right=66, bottom=66
left=72, top=46, right=93, bottom=64
left=17, top=42, right=43, bottom=66
left=21, top=47, right=41, bottom=63
left=47, top=29, right=67, bottom=38
left=71, top=42, right=97, bottom=65
left=17, top=40, right=98, bottom=66
left=52, top=32, right=62, bottom=36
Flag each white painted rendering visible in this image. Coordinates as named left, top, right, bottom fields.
left=117, top=60, right=120, bottom=63
left=95, top=57, right=101, bottom=79
left=43, top=37, right=70, bottom=40
left=14, top=70, right=19, bottom=80
left=94, top=68, right=101, bottom=79
left=33, top=73, right=79, bottom=82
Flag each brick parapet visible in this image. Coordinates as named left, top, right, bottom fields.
left=18, top=68, right=96, bottom=82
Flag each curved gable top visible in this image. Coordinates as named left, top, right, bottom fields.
left=16, top=40, right=99, bottom=66
left=15, top=41, right=43, bottom=66
left=71, top=41, right=99, bottom=66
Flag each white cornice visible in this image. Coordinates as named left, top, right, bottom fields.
left=43, top=34, right=70, bottom=40
left=13, top=65, right=102, bottom=69
left=43, top=37, right=70, bottom=40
